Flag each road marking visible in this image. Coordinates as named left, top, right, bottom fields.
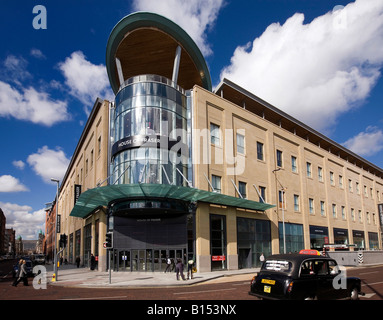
left=362, top=281, right=383, bottom=287
left=362, top=293, right=376, bottom=299
left=60, top=295, right=128, bottom=300
left=173, top=288, right=236, bottom=295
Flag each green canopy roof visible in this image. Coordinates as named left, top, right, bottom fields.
left=70, top=184, right=275, bottom=219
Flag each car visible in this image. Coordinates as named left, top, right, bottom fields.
left=33, top=254, right=46, bottom=265
left=249, top=252, right=364, bottom=300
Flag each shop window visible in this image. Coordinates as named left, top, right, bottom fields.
left=210, top=123, right=221, bottom=146
left=210, top=214, right=227, bottom=271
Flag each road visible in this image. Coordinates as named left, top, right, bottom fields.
left=1, top=259, right=382, bottom=301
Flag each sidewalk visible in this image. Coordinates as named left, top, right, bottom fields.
left=46, top=264, right=259, bottom=288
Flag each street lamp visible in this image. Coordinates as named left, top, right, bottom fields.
left=272, top=168, right=286, bottom=254
left=51, top=178, right=60, bottom=281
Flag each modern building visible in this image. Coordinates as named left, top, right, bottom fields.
left=55, top=12, right=382, bottom=273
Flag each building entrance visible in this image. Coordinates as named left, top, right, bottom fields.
left=116, top=248, right=186, bottom=272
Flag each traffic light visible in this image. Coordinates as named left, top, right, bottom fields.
left=104, top=232, right=113, bottom=249
left=59, top=234, right=67, bottom=248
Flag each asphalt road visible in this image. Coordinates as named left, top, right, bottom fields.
left=1, top=259, right=382, bottom=301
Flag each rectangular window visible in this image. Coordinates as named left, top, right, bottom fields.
left=306, top=162, right=312, bottom=178
left=237, top=134, right=245, bottom=154
left=291, top=156, right=297, bottom=173
left=238, top=181, right=247, bottom=199
left=320, top=201, right=325, bottom=216
left=257, top=142, right=264, bottom=160
left=332, top=204, right=337, bottom=218
left=342, top=206, right=346, bottom=220
left=212, top=175, right=221, bottom=193
left=210, top=123, right=221, bottom=146
left=318, top=167, right=323, bottom=182
left=351, top=208, right=355, bottom=221
left=276, top=150, right=283, bottom=167
left=294, top=194, right=300, bottom=212
left=259, top=186, right=266, bottom=203
left=98, top=136, right=102, bottom=157
left=330, top=172, right=334, bottom=185
left=339, top=175, right=343, bottom=188
left=309, top=198, right=314, bottom=214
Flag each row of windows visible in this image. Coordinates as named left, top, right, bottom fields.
left=210, top=122, right=382, bottom=201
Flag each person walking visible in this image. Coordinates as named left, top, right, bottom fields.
left=12, top=259, right=23, bottom=286
left=12, top=260, right=28, bottom=286
left=175, top=258, right=186, bottom=281
left=76, top=256, right=81, bottom=268
left=90, top=254, right=96, bottom=270
left=164, top=256, right=171, bottom=273
left=187, top=257, right=195, bottom=280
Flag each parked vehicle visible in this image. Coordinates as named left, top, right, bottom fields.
left=249, top=252, right=364, bottom=300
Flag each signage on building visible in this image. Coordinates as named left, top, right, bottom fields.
left=212, top=255, right=225, bottom=261
left=74, top=184, right=82, bottom=205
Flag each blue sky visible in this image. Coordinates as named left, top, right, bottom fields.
left=0, top=0, right=382, bottom=239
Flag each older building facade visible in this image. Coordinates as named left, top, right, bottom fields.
left=53, top=12, right=382, bottom=273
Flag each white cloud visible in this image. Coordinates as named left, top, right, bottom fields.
left=58, top=51, right=113, bottom=115
left=0, top=81, right=70, bottom=126
left=132, top=0, right=225, bottom=56
left=27, top=146, right=70, bottom=183
left=219, top=0, right=383, bottom=133
left=342, top=126, right=383, bottom=157
left=30, top=48, right=46, bottom=60
left=12, top=160, right=25, bottom=170
left=1, top=201, right=45, bottom=240
left=0, top=175, right=28, bottom=192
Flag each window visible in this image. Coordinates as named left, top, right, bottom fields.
left=210, top=123, right=221, bottom=146
left=306, top=162, right=312, bottom=178
left=90, top=149, right=94, bottom=169
left=351, top=208, right=355, bottom=221
left=358, top=210, right=362, bottom=223
left=237, top=133, right=245, bottom=154
left=278, top=190, right=286, bottom=209
left=294, top=194, right=300, bottom=212
left=98, top=136, right=102, bottom=157
left=291, top=156, right=297, bottom=173
left=238, top=181, right=247, bottom=199
left=349, top=179, right=353, bottom=192
left=276, top=150, right=283, bottom=167
left=320, top=201, right=325, bottom=216
left=318, top=167, right=323, bottom=182
left=341, top=206, right=346, bottom=220
left=356, top=182, right=360, bottom=194
left=85, top=159, right=88, bottom=175
left=259, top=186, right=266, bottom=203
left=212, top=175, right=221, bottom=193
left=330, top=172, right=334, bottom=185
left=210, top=214, right=227, bottom=271
left=339, top=175, right=343, bottom=188
left=309, top=198, right=314, bottom=214
left=257, top=142, right=264, bottom=160
left=332, top=204, right=337, bottom=218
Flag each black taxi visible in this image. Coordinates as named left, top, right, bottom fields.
left=249, top=252, right=363, bottom=300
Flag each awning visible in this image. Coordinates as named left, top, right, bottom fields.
left=70, top=183, right=275, bottom=219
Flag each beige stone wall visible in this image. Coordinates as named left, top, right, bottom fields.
left=192, top=85, right=382, bottom=269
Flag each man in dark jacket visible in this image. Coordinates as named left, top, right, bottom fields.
left=175, top=259, right=186, bottom=281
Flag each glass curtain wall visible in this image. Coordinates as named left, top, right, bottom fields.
left=111, top=75, right=188, bottom=186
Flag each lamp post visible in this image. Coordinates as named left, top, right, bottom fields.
left=51, top=178, right=60, bottom=281
left=272, top=168, right=286, bottom=254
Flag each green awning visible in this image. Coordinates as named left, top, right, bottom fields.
left=70, top=183, right=275, bottom=219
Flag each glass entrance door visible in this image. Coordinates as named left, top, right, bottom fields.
left=118, top=250, right=131, bottom=271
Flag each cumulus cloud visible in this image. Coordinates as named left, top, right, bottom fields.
left=132, top=0, right=225, bottom=56
left=12, top=160, right=25, bottom=170
left=0, top=81, right=70, bottom=126
left=342, top=126, right=383, bottom=157
left=0, top=175, right=28, bottom=192
left=1, top=201, right=45, bottom=240
left=27, top=146, right=70, bottom=183
left=219, top=0, right=383, bottom=133
left=58, top=51, right=113, bottom=115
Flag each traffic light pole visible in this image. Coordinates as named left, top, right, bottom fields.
left=109, top=249, right=111, bottom=284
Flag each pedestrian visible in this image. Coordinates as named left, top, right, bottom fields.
left=175, top=258, right=186, bottom=281
left=12, top=259, right=23, bottom=286
left=90, top=254, right=96, bottom=270
left=164, top=256, right=171, bottom=273
left=260, top=253, right=265, bottom=265
left=12, top=260, right=28, bottom=287
left=76, top=256, right=81, bottom=268
left=187, top=257, right=195, bottom=280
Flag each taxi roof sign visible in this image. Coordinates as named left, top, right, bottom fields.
left=299, top=249, right=321, bottom=256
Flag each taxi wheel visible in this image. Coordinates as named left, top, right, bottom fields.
left=304, top=295, right=317, bottom=300
left=350, top=288, right=359, bottom=300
